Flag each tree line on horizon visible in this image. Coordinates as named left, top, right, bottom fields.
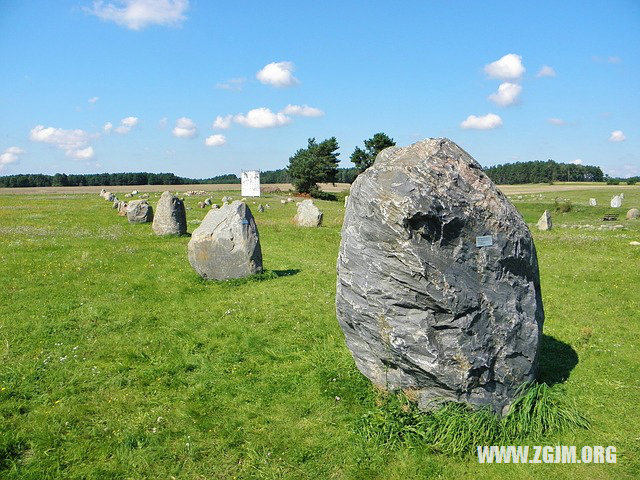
left=0, top=134, right=619, bottom=189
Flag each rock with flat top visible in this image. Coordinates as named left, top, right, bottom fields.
left=126, top=200, right=153, bottom=223
left=188, top=201, right=262, bottom=280
left=336, top=138, right=544, bottom=415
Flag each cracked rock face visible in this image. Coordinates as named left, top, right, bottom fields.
left=188, top=201, right=262, bottom=280
left=152, top=191, right=187, bottom=235
left=336, top=138, right=544, bottom=415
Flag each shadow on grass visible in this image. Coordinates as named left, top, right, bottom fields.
left=537, top=334, right=578, bottom=386
left=196, top=268, right=301, bottom=287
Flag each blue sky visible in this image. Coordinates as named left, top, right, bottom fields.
left=1, top=0, right=638, bottom=178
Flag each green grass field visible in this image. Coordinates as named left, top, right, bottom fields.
left=1, top=186, right=639, bottom=479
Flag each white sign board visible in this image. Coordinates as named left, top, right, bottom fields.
left=475, top=235, right=493, bottom=247
left=241, top=170, right=261, bottom=197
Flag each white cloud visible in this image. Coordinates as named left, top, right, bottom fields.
left=29, top=125, right=94, bottom=159
left=0, top=146, right=24, bottom=171
left=460, top=113, right=503, bottom=130
left=233, top=108, right=291, bottom=128
left=609, top=130, right=626, bottom=142
left=256, top=61, right=299, bottom=88
left=69, top=146, right=95, bottom=159
left=87, top=0, right=189, bottom=31
left=547, top=118, right=566, bottom=125
left=216, top=77, right=245, bottom=91
left=103, top=122, right=113, bottom=133
left=173, top=117, right=197, bottom=138
left=484, top=53, right=525, bottom=81
left=114, top=116, right=139, bottom=134
left=281, top=104, right=324, bottom=117
left=205, top=134, right=226, bottom=146
left=212, top=115, right=233, bottom=129
left=608, top=56, right=622, bottom=64
left=488, top=82, right=522, bottom=106
left=536, top=65, right=556, bottom=78
left=88, top=96, right=100, bottom=104
left=572, top=159, right=583, bottom=165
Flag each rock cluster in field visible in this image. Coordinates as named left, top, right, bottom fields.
left=188, top=201, right=262, bottom=280
left=537, top=210, right=552, bottom=230
left=293, top=199, right=323, bottom=227
left=126, top=200, right=153, bottom=223
left=152, top=191, right=187, bottom=235
left=336, top=138, right=544, bottom=416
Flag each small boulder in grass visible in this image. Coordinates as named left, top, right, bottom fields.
left=537, top=210, right=552, bottom=231
left=626, top=208, right=640, bottom=220
left=127, top=200, right=153, bottom=223
left=293, top=199, right=323, bottom=227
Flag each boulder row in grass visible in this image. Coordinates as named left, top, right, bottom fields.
left=336, top=138, right=544, bottom=416
left=627, top=208, right=640, bottom=220
left=293, top=199, right=323, bottom=227
left=188, top=201, right=262, bottom=280
left=152, top=191, right=187, bottom=235
left=126, top=200, right=153, bottom=223
left=537, top=210, right=552, bottom=230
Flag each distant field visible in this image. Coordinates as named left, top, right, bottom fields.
left=0, top=181, right=636, bottom=196
left=0, top=182, right=351, bottom=195
left=1, top=186, right=639, bottom=478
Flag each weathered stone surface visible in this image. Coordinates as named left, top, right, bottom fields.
left=126, top=200, right=153, bottom=223
left=611, top=195, right=623, bottom=208
left=627, top=208, right=640, bottom=220
left=204, top=198, right=212, bottom=206
left=537, top=210, right=552, bottom=230
left=112, top=198, right=120, bottom=209
left=589, top=198, right=597, bottom=206
left=293, top=199, right=323, bottom=227
left=344, top=195, right=350, bottom=207
left=221, top=196, right=232, bottom=203
left=117, top=201, right=128, bottom=216
left=258, top=204, right=265, bottom=213
left=99, top=188, right=107, bottom=197
left=336, top=138, right=544, bottom=415
left=132, top=190, right=139, bottom=195
left=152, top=191, right=187, bottom=235
left=105, top=192, right=116, bottom=202
left=188, top=201, right=262, bottom=280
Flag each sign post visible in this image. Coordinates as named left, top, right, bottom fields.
left=241, top=170, right=261, bottom=197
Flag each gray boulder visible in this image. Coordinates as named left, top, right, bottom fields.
left=204, top=198, right=212, bottom=206
left=152, top=191, right=187, bottom=235
left=188, top=201, right=262, bottom=280
left=293, top=199, right=323, bottom=227
left=537, top=210, right=552, bottom=230
left=112, top=198, right=120, bottom=209
left=99, top=188, right=107, bottom=197
left=126, top=200, right=153, bottom=223
left=611, top=195, right=623, bottom=208
left=258, top=204, right=265, bottom=213
left=336, top=138, right=544, bottom=415
left=105, top=192, right=116, bottom=202
left=117, top=201, right=128, bottom=216
left=627, top=208, right=640, bottom=220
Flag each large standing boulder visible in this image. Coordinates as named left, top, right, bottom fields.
left=188, top=201, right=262, bottom=280
left=152, top=191, right=187, bottom=235
left=293, top=199, right=323, bottom=227
left=126, top=200, right=153, bottom=223
left=336, top=138, right=544, bottom=415
left=537, top=210, right=552, bottom=230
